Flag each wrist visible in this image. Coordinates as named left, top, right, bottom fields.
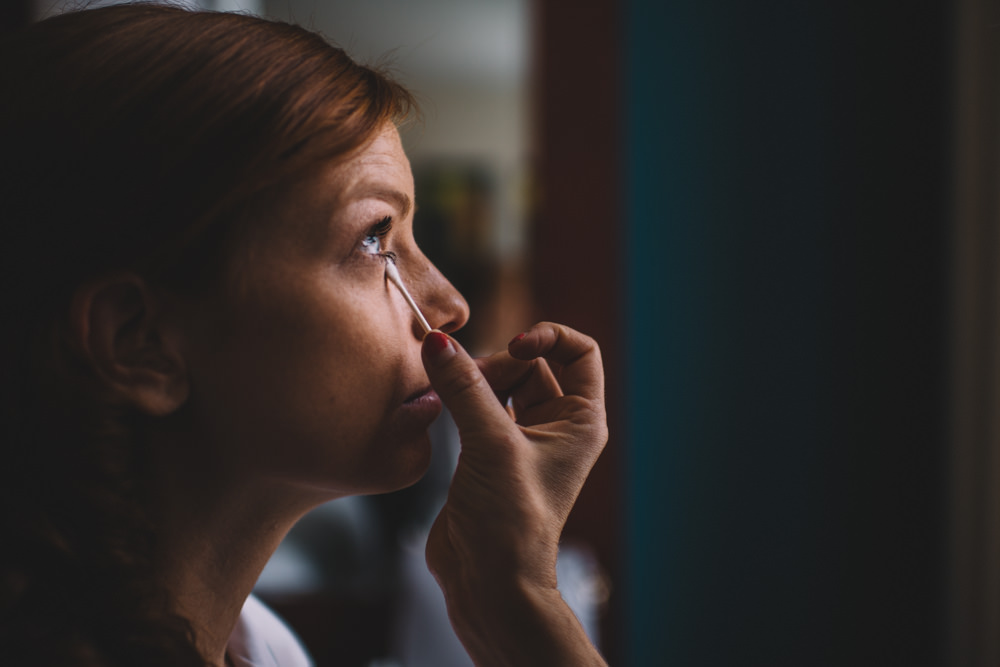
left=440, top=574, right=606, bottom=667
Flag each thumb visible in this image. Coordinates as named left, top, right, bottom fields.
left=422, top=330, right=514, bottom=438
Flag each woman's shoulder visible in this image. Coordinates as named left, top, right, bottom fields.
left=226, top=595, right=313, bottom=667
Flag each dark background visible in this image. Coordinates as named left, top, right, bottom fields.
left=535, top=0, right=954, bottom=664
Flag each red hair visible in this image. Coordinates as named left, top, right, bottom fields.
left=0, top=5, right=414, bottom=665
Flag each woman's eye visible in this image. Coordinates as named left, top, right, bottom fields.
left=361, top=233, right=382, bottom=254
left=360, top=215, right=392, bottom=256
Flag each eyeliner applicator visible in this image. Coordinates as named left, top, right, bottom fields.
left=385, top=258, right=432, bottom=335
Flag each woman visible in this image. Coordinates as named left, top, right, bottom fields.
left=0, top=4, right=608, bottom=666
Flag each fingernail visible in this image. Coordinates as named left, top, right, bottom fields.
left=508, top=332, right=526, bottom=346
left=423, top=330, right=455, bottom=365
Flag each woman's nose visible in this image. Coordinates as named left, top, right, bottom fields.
left=408, top=253, right=470, bottom=336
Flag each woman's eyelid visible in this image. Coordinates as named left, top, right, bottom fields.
left=370, top=215, right=393, bottom=238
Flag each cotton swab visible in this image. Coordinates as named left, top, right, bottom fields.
left=385, top=258, right=432, bottom=335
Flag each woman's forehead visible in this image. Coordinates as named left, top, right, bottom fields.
left=327, top=126, right=414, bottom=208
left=338, top=126, right=411, bottom=185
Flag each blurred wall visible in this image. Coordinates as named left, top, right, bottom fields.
left=621, top=2, right=952, bottom=666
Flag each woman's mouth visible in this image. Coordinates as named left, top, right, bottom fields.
left=398, top=386, right=442, bottom=425
left=403, top=385, right=435, bottom=404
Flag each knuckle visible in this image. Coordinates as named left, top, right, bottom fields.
left=561, top=394, right=592, bottom=413
left=578, top=332, right=602, bottom=359
left=559, top=326, right=602, bottom=362
left=563, top=395, right=605, bottom=421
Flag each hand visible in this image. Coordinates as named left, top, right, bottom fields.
left=421, top=322, right=608, bottom=667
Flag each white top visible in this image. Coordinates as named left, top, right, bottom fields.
left=226, top=595, right=313, bottom=667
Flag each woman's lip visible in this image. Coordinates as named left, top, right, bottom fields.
left=397, top=388, right=443, bottom=426
left=403, top=386, right=435, bottom=404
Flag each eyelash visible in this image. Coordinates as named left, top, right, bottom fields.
left=370, top=215, right=392, bottom=238
left=362, top=215, right=397, bottom=264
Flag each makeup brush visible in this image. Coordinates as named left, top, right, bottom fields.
left=385, top=257, right=432, bottom=335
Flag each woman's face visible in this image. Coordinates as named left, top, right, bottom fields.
left=175, top=124, right=469, bottom=498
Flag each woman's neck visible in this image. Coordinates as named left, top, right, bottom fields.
left=146, top=434, right=328, bottom=665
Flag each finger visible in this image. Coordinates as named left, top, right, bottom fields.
left=474, top=351, right=533, bottom=396
left=421, top=330, right=517, bottom=439
left=507, top=322, right=605, bottom=402
left=509, top=358, right=562, bottom=416
left=476, top=352, right=562, bottom=412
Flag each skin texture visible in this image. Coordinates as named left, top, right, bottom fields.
left=73, top=124, right=608, bottom=666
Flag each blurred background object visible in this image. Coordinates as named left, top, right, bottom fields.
left=6, top=0, right=1000, bottom=665
left=619, top=0, right=995, bottom=666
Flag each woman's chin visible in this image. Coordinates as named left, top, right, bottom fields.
left=364, top=430, right=434, bottom=494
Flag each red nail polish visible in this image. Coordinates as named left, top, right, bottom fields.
left=509, top=332, right=526, bottom=346
left=423, top=331, right=453, bottom=363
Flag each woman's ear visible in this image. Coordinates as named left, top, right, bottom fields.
left=70, top=274, right=190, bottom=416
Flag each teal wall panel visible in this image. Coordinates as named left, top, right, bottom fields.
left=623, top=2, right=952, bottom=665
